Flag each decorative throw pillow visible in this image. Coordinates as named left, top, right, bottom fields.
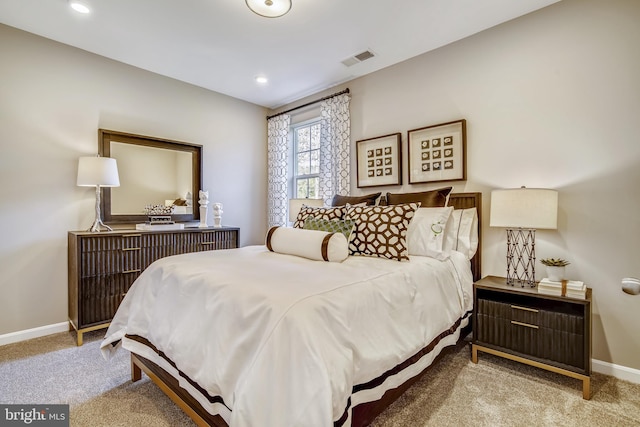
left=331, top=193, right=381, bottom=207
left=266, top=226, right=349, bottom=262
left=293, top=206, right=345, bottom=229
left=443, top=208, right=479, bottom=260
left=345, top=203, right=420, bottom=261
left=407, top=207, right=454, bottom=260
left=303, top=217, right=356, bottom=241
left=385, top=187, right=453, bottom=207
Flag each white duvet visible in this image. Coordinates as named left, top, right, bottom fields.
left=101, top=245, right=473, bottom=427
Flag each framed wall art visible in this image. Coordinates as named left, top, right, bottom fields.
left=356, top=133, right=402, bottom=188
left=407, top=119, right=466, bottom=184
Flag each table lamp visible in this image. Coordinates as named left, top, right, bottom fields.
left=490, top=187, right=558, bottom=287
left=77, top=156, right=120, bottom=232
left=288, top=198, right=323, bottom=224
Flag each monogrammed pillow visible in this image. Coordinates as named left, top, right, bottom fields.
left=345, top=203, right=420, bottom=261
left=293, top=206, right=345, bottom=229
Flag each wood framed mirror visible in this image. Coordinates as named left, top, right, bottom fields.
left=99, top=129, right=202, bottom=224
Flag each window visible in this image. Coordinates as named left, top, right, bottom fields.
left=292, top=119, right=321, bottom=198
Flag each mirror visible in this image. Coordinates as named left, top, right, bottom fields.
left=99, top=129, right=202, bottom=223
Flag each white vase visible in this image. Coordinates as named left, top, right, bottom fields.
left=546, top=266, right=565, bottom=281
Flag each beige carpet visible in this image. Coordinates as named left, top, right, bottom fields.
left=1, top=330, right=639, bottom=426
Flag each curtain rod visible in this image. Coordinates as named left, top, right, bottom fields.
left=266, top=88, right=350, bottom=120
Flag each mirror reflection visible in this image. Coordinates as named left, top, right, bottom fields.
left=110, top=142, right=194, bottom=215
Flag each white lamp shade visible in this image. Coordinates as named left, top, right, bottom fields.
left=289, top=198, right=323, bottom=223
left=490, top=188, right=557, bottom=229
left=246, top=0, right=291, bottom=18
left=77, top=156, right=120, bottom=187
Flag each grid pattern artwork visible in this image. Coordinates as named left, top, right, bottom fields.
left=356, top=133, right=402, bottom=188
left=408, top=120, right=466, bottom=184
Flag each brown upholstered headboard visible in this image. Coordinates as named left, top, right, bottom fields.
left=448, top=192, right=482, bottom=281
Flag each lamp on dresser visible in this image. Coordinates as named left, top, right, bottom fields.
left=77, top=156, right=120, bottom=232
left=490, top=186, right=558, bottom=287
left=288, top=198, right=323, bottom=224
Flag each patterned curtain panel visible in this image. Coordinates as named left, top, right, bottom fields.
left=319, top=93, right=351, bottom=205
left=267, top=114, right=291, bottom=227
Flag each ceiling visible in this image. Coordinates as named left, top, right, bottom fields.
left=0, top=0, right=559, bottom=109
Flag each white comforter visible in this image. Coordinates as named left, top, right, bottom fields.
left=101, top=245, right=473, bottom=427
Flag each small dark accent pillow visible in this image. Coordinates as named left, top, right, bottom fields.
left=331, top=193, right=381, bottom=207
left=386, top=187, right=453, bottom=207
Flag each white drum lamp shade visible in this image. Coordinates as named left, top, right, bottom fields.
left=289, top=198, right=323, bottom=223
left=77, top=156, right=120, bottom=187
left=490, top=188, right=557, bottom=230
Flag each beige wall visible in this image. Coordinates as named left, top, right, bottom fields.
left=272, top=0, right=640, bottom=370
left=0, top=24, right=268, bottom=335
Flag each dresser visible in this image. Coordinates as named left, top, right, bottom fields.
left=471, top=275, right=592, bottom=399
left=68, top=226, right=239, bottom=345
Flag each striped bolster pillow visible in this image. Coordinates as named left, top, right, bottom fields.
left=265, top=226, right=349, bottom=262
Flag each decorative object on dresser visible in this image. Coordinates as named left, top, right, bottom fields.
left=407, top=119, right=466, bottom=184
left=490, top=187, right=558, bottom=287
left=67, top=227, right=239, bottom=345
left=213, top=202, right=223, bottom=228
left=472, top=275, right=592, bottom=399
left=198, top=190, right=209, bottom=228
left=540, top=257, right=570, bottom=281
left=77, top=156, right=120, bottom=232
left=356, top=133, right=402, bottom=188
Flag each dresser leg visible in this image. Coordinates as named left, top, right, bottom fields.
left=583, top=377, right=591, bottom=400
left=471, top=344, right=478, bottom=363
left=76, top=331, right=83, bottom=346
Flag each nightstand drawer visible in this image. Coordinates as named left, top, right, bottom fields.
left=477, top=299, right=584, bottom=333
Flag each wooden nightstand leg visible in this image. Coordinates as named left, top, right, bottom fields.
left=76, top=330, right=83, bottom=346
left=471, top=344, right=478, bottom=363
left=583, top=377, right=591, bottom=400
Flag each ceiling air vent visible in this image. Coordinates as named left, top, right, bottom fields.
left=341, top=50, right=375, bottom=67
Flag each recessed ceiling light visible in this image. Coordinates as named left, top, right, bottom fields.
left=255, top=76, right=268, bottom=84
left=69, top=0, right=90, bottom=14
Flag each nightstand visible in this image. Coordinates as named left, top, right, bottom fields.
left=471, top=275, right=592, bottom=399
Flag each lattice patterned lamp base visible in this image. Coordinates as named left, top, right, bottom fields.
left=505, top=228, right=536, bottom=287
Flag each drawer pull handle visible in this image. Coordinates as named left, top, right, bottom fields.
left=122, top=247, right=141, bottom=251
left=123, top=269, right=141, bottom=274
left=511, top=320, right=539, bottom=329
left=511, top=305, right=538, bottom=313
left=201, top=242, right=217, bottom=245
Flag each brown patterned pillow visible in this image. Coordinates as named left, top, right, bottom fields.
left=345, top=203, right=420, bottom=261
left=293, top=206, right=346, bottom=229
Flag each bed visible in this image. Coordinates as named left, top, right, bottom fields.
left=101, top=192, right=481, bottom=427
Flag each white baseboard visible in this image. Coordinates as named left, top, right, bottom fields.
left=593, top=358, right=640, bottom=384
left=0, top=322, right=69, bottom=347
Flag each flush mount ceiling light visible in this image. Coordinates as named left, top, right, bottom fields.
left=246, top=0, right=291, bottom=18
left=255, top=76, right=268, bottom=84
left=69, top=0, right=90, bottom=14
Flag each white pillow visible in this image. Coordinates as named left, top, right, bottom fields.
left=265, top=226, right=349, bottom=262
left=443, top=208, right=478, bottom=260
left=407, top=207, right=454, bottom=260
